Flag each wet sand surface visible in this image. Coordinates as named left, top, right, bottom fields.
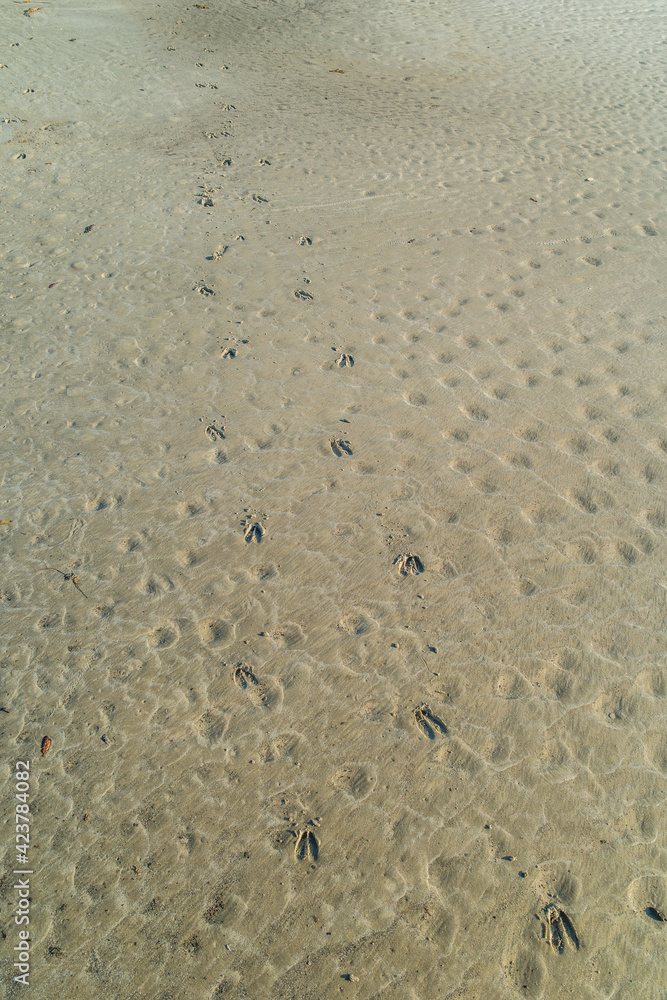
left=1, top=0, right=666, bottom=997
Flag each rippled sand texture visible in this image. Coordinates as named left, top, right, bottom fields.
left=1, top=0, right=666, bottom=997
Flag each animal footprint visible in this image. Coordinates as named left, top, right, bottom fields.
left=139, top=574, right=174, bottom=595
left=221, top=347, right=236, bottom=359
left=294, top=289, right=313, bottom=301
left=233, top=663, right=258, bottom=691
left=414, top=704, right=447, bottom=739
left=336, top=353, right=354, bottom=368
left=333, top=765, right=376, bottom=800
left=294, top=829, right=320, bottom=862
left=298, top=235, right=312, bottom=246
left=194, top=710, right=227, bottom=746
left=193, top=281, right=214, bottom=296
left=207, top=246, right=228, bottom=260
left=232, top=663, right=270, bottom=707
left=205, top=422, right=225, bottom=441
left=543, top=905, right=579, bottom=953
left=198, top=618, right=231, bottom=645
left=149, top=624, right=179, bottom=649
left=330, top=438, right=353, bottom=457
left=244, top=521, right=263, bottom=543
left=395, top=553, right=424, bottom=576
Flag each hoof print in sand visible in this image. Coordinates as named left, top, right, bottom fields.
left=336, top=353, right=354, bottom=368
left=233, top=663, right=259, bottom=691
left=207, top=246, right=228, bottom=260
left=205, top=422, right=225, bottom=442
left=330, top=438, right=353, bottom=457
left=414, top=704, right=447, bottom=739
left=231, top=662, right=278, bottom=709
left=298, top=236, right=312, bottom=246
left=221, top=347, right=237, bottom=359
left=234, top=663, right=259, bottom=691
left=294, top=829, right=319, bottom=862
left=232, top=663, right=266, bottom=706
left=243, top=521, right=263, bottom=544
left=294, top=289, right=313, bottom=301
left=395, top=553, right=424, bottom=576
left=543, top=905, right=579, bottom=953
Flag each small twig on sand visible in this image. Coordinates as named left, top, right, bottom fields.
left=38, top=566, right=88, bottom=599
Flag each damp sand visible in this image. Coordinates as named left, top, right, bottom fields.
left=1, top=0, right=666, bottom=997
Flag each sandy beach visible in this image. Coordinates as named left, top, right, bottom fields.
left=1, top=0, right=666, bottom=996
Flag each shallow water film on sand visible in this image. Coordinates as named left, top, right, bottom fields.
left=0, top=0, right=665, bottom=996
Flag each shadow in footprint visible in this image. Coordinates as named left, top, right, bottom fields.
left=414, top=704, right=447, bottom=740
left=543, top=905, right=579, bottom=953
left=205, top=422, right=225, bottom=442
left=294, top=829, right=319, bottom=862
left=231, top=662, right=277, bottom=708
left=330, top=438, right=353, bottom=457
left=244, top=522, right=263, bottom=543
left=233, top=664, right=258, bottom=691
left=395, top=553, right=424, bottom=576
